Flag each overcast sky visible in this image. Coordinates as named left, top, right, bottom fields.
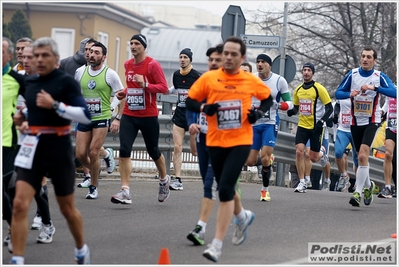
left=132, top=1, right=285, bottom=18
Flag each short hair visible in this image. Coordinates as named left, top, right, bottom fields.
left=91, top=41, right=107, bottom=56
left=362, top=46, right=377, bottom=60
left=16, top=37, right=33, bottom=44
left=2, top=37, right=14, bottom=54
left=86, top=38, right=97, bottom=45
left=224, top=36, right=246, bottom=57
left=241, top=62, right=252, bottom=72
left=32, top=37, right=59, bottom=57
left=206, top=43, right=223, bottom=57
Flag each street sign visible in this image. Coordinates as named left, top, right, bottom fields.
left=221, top=5, right=246, bottom=41
left=240, top=34, right=280, bottom=49
left=271, top=55, right=297, bottom=83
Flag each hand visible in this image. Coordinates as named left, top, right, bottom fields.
left=109, top=119, right=120, bottom=133
left=188, top=123, right=201, bottom=135
left=332, top=116, right=338, bottom=124
left=247, top=109, right=262, bottom=124
left=36, top=89, right=54, bottom=109
left=116, top=90, right=126, bottom=100
left=287, top=109, right=296, bottom=117
left=326, top=117, right=334, bottom=128
left=202, top=104, right=220, bottom=116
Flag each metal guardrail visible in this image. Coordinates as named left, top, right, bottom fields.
left=71, top=94, right=385, bottom=185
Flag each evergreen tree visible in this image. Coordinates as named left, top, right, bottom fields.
left=2, top=14, right=11, bottom=39
left=8, top=9, right=32, bottom=44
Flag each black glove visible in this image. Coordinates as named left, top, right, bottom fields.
left=287, top=109, right=296, bottom=117
left=332, top=116, right=339, bottom=124
left=202, top=104, right=220, bottom=116
left=314, top=120, right=324, bottom=134
left=247, top=109, right=263, bottom=124
left=326, top=117, right=334, bottom=128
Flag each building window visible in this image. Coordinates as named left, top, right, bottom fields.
left=115, top=37, right=120, bottom=73
left=51, top=28, right=75, bottom=60
left=126, top=41, right=132, bottom=60
left=98, top=31, right=109, bottom=65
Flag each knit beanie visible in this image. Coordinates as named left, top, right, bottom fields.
left=130, top=34, right=147, bottom=49
left=256, top=54, right=272, bottom=66
left=302, top=62, right=315, bottom=74
left=180, top=48, right=193, bottom=62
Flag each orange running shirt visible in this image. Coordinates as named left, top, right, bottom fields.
left=188, top=68, right=271, bottom=147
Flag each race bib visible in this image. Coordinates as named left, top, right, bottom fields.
left=199, top=112, right=208, bottom=134
left=216, top=100, right=242, bottom=130
left=14, top=135, right=39, bottom=170
left=177, top=89, right=189, bottom=108
left=341, top=110, right=352, bottom=126
left=353, top=95, right=373, bottom=117
left=126, top=88, right=145, bottom=110
left=85, top=97, right=102, bottom=117
left=299, top=99, right=312, bottom=116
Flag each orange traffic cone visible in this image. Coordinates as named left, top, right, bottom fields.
left=158, top=248, right=171, bottom=264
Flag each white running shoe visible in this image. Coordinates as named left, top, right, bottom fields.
left=320, top=146, right=328, bottom=167
left=158, top=175, right=170, bottom=202
left=104, top=148, right=115, bottom=174
left=86, top=185, right=98, bottom=199
left=232, top=210, right=255, bottom=245
left=294, top=181, right=307, bottom=193
left=36, top=222, right=56, bottom=244
left=321, top=180, right=331, bottom=191
left=203, top=243, right=222, bottom=263
left=77, top=177, right=91, bottom=188
left=111, top=189, right=132, bottom=204
left=31, top=214, right=42, bottom=230
left=169, top=179, right=183, bottom=190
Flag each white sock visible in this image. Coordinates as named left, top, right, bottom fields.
left=262, top=186, right=269, bottom=191
left=235, top=208, right=246, bottom=223
left=198, top=220, right=207, bottom=232
left=122, top=186, right=130, bottom=195
left=305, top=176, right=311, bottom=182
left=160, top=175, right=169, bottom=183
left=355, top=166, right=368, bottom=194
left=386, top=185, right=391, bottom=190
left=211, top=238, right=223, bottom=248
left=324, top=177, right=330, bottom=182
left=300, top=178, right=305, bottom=184
left=75, top=244, right=88, bottom=256
left=11, top=256, right=24, bottom=264
left=363, top=165, right=371, bottom=188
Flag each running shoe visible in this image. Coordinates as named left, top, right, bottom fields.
left=86, top=185, right=98, bottom=199
left=203, top=243, right=222, bottom=263
left=320, top=146, right=328, bottom=167
left=111, top=189, right=132, bottom=204
left=31, top=213, right=42, bottom=230
left=378, top=187, right=393, bottom=199
left=158, top=175, right=170, bottom=202
left=36, top=222, right=56, bottom=244
left=232, top=210, right=255, bottom=245
left=77, top=176, right=91, bottom=188
left=187, top=225, right=205, bottom=246
left=260, top=190, right=271, bottom=202
left=104, top=148, right=115, bottom=174
left=305, top=179, right=312, bottom=188
left=341, top=177, right=351, bottom=193
left=294, top=181, right=307, bottom=193
left=169, top=178, right=183, bottom=191
left=363, top=181, right=375, bottom=206
left=75, top=246, right=91, bottom=264
left=349, top=191, right=361, bottom=207
left=321, top=180, right=331, bottom=191
left=337, top=174, right=347, bottom=191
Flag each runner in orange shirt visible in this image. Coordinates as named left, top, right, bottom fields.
left=186, top=36, right=273, bottom=263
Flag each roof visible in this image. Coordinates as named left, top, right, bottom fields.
left=142, top=26, right=223, bottom=64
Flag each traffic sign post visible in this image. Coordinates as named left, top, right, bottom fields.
left=221, top=5, right=246, bottom=41
left=240, top=34, right=280, bottom=49
left=271, top=54, right=296, bottom=84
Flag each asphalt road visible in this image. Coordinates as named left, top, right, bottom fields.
left=2, top=176, right=397, bottom=266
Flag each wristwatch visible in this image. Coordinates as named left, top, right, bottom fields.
left=374, top=85, right=379, bottom=91
left=115, top=114, right=122, bottom=120
left=52, top=101, right=59, bottom=110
